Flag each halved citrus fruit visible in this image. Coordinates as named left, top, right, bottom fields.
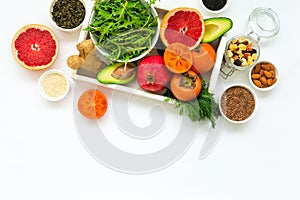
left=164, top=43, right=193, bottom=74
left=160, top=7, right=205, bottom=50
left=11, top=24, right=59, bottom=70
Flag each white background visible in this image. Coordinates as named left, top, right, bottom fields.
left=1, top=0, right=300, bottom=199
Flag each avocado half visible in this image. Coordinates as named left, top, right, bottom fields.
left=202, top=17, right=233, bottom=43
left=97, top=62, right=136, bottom=84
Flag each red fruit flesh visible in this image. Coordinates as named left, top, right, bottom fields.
left=137, top=55, right=172, bottom=93
left=11, top=24, right=58, bottom=70
left=15, top=28, right=57, bottom=67
left=164, top=10, right=203, bottom=47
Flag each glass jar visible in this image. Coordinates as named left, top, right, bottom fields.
left=220, top=7, right=280, bottom=79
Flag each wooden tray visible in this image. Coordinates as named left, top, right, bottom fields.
left=71, top=2, right=227, bottom=102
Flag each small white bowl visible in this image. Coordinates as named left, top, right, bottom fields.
left=38, top=69, right=70, bottom=101
left=219, top=84, right=258, bottom=124
left=200, top=0, right=231, bottom=14
left=50, top=0, right=86, bottom=32
left=224, top=34, right=260, bottom=71
left=249, top=61, right=279, bottom=92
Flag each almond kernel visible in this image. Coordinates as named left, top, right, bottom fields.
left=253, top=79, right=262, bottom=87
left=267, top=78, right=273, bottom=86
left=251, top=74, right=261, bottom=79
left=264, top=70, right=272, bottom=78
left=259, top=76, right=267, bottom=85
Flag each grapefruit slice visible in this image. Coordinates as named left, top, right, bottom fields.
left=160, top=7, right=205, bottom=50
left=11, top=24, right=59, bottom=70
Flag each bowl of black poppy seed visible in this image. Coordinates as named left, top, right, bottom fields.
left=200, top=0, right=231, bottom=14
left=50, top=0, right=86, bottom=32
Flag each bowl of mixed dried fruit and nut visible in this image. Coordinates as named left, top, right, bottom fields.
left=224, top=34, right=260, bottom=71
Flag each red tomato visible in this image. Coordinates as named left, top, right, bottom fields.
left=78, top=89, right=108, bottom=119
left=170, top=70, right=202, bottom=101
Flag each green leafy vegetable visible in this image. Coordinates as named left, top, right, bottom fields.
left=164, top=80, right=220, bottom=128
left=85, top=0, right=158, bottom=61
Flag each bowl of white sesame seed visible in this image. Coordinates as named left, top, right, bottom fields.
left=38, top=69, right=70, bottom=102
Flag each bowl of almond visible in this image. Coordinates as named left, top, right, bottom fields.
left=249, top=61, right=279, bottom=91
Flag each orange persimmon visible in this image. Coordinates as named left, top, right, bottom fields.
left=170, top=70, right=202, bottom=101
left=164, top=42, right=193, bottom=74
left=191, top=43, right=216, bottom=74
left=78, top=89, right=108, bottom=119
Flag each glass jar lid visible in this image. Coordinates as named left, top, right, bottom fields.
left=248, top=7, right=280, bottom=40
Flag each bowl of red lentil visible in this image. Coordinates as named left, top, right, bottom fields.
left=219, top=84, right=258, bottom=124
left=38, top=69, right=70, bottom=101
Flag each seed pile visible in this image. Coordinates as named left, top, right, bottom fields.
left=202, top=0, right=227, bottom=11
left=227, top=37, right=258, bottom=67
left=42, top=73, right=67, bottom=98
left=51, top=0, right=85, bottom=29
left=220, top=86, right=255, bottom=121
left=251, top=62, right=277, bottom=88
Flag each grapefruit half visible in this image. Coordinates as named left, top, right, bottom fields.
left=11, top=24, right=59, bottom=70
left=160, top=7, right=205, bottom=50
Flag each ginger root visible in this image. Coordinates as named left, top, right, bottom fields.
left=67, top=39, right=95, bottom=70
left=76, top=39, right=94, bottom=59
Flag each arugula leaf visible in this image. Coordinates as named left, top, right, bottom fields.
left=85, top=0, right=158, bottom=61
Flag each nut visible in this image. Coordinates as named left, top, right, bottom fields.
left=267, top=78, right=273, bottom=86
left=263, top=70, right=272, bottom=78
left=67, top=55, right=84, bottom=70
left=251, top=62, right=277, bottom=89
left=261, top=63, right=271, bottom=71
left=251, top=74, right=261, bottom=79
left=259, top=69, right=264, bottom=76
left=270, top=70, right=275, bottom=78
left=254, top=63, right=261, bottom=74
left=253, top=79, right=262, bottom=87
left=259, top=76, right=267, bottom=85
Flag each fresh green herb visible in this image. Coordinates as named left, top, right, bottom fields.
left=85, top=0, right=158, bottom=61
left=164, top=80, right=220, bottom=128
left=99, top=27, right=156, bottom=61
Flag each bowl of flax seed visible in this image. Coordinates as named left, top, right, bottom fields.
left=38, top=69, right=70, bottom=101
left=219, top=84, right=258, bottom=124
